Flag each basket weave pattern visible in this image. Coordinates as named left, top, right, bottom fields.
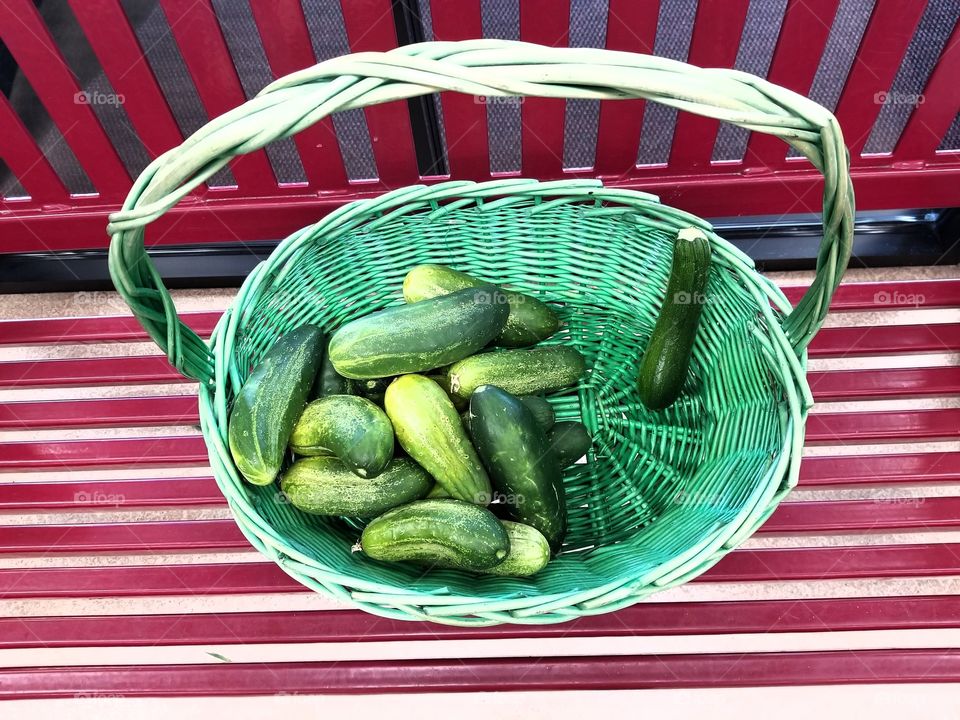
left=109, top=40, right=854, bottom=625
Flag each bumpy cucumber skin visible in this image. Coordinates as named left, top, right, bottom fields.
left=403, top=264, right=560, bottom=347
left=461, top=395, right=554, bottom=434
left=228, top=325, right=325, bottom=486
left=482, top=521, right=551, bottom=577
left=468, top=385, right=567, bottom=552
left=289, top=395, right=394, bottom=478
left=281, top=456, right=431, bottom=517
left=638, top=228, right=712, bottom=410
left=384, top=375, right=492, bottom=504
left=548, top=421, right=592, bottom=467
left=448, top=346, right=586, bottom=401
left=328, top=286, right=509, bottom=379
left=360, top=499, right=510, bottom=570
left=310, top=340, right=355, bottom=400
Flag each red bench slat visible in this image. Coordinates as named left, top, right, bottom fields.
left=0, top=477, right=221, bottom=510
left=808, top=323, right=960, bottom=357
left=3, top=595, right=959, bottom=649
left=3, top=543, right=958, bottom=598
left=0, top=0, right=130, bottom=196
left=519, top=0, right=570, bottom=178
left=0, top=355, right=185, bottom=388
left=833, top=0, right=927, bottom=158
left=248, top=0, right=349, bottom=189
left=0, top=95, right=69, bottom=202
left=0, top=395, right=199, bottom=429
left=808, top=366, right=960, bottom=401
left=593, top=0, right=659, bottom=177
left=743, top=0, right=840, bottom=170
left=780, top=279, right=960, bottom=310
left=0, top=312, right=219, bottom=345
left=799, top=452, right=960, bottom=487
left=158, top=0, right=278, bottom=194
left=340, top=0, right=419, bottom=187
left=805, top=409, right=960, bottom=444
left=2, top=495, right=958, bottom=553
left=668, top=0, right=751, bottom=170
left=68, top=0, right=184, bottom=158
left=0, top=436, right=208, bottom=470
left=3, top=649, right=959, bottom=698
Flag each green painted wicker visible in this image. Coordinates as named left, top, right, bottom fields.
left=108, top=40, right=854, bottom=625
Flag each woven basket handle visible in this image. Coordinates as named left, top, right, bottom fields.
left=108, top=40, right=854, bottom=384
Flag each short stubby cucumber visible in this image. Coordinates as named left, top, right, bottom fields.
left=228, top=325, right=325, bottom=486
left=448, top=345, right=586, bottom=401
left=638, top=227, right=712, bottom=410
left=281, top=456, right=432, bottom=517
left=468, top=384, right=567, bottom=552
left=482, top=521, right=551, bottom=577
left=328, top=285, right=509, bottom=379
left=384, top=374, right=491, bottom=504
left=548, top=421, right=593, bottom=467
left=289, top=395, right=394, bottom=478
left=360, top=498, right=510, bottom=570
left=403, top=264, right=560, bottom=347
left=310, top=339, right=356, bottom=399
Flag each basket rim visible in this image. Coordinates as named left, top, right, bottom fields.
left=196, top=178, right=811, bottom=626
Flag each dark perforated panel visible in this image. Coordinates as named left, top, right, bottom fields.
left=481, top=0, right=521, bottom=174
left=562, top=0, right=608, bottom=170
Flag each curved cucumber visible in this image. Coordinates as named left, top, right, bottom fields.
left=328, top=286, right=509, bottom=379
left=548, top=421, right=592, bottom=467
left=482, top=521, right=551, bottom=577
left=384, top=374, right=491, bottom=504
left=228, top=325, right=325, bottom=486
left=289, top=395, right=394, bottom=478
left=448, top=346, right=586, bottom=401
left=310, top=340, right=356, bottom=399
left=468, top=384, right=567, bottom=552
left=638, top=227, right=712, bottom=410
left=281, top=456, right=431, bottom=517
left=360, top=498, right=510, bottom=570
left=403, top=264, right=560, bottom=347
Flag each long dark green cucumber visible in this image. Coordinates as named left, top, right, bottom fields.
left=328, top=285, right=509, bottom=379
left=548, top=421, right=592, bottom=467
left=637, top=227, right=712, bottom=410
left=228, top=325, right=325, bottom=486
left=403, top=264, right=560, bottom=347
left=384, top=374, right=491, bottom=504
left=360, top=499, right=510, bottom=570
left=281, top=456, right=432, bottom=517
left=448, top=345, right=586, bottom=401
left=289, top=395, right=394, bottom=478
left=467, top=384, right=567, bottom=552
left=460, top=395, right=555, bottom=434
left=482, top=521, right=551, bottom=576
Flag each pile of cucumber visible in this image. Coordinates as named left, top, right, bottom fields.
left=228, top=264, right=591, bottom=576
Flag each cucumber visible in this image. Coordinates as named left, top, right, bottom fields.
left=289, top=395, right=394, bottom=478
left=328, top=286, right=509, bottom=379
left=427, top=371, right=467, bottom=411
left=281, top=456, right=431, bottom=517
left=638, top=227, right=712, bottom=410
left=548, top=421, right=592, bottom=467
left=482, top=521, right=551, bottom=577
left=228, top=325, right=325, bottom=486
left=310, top=340, right=356, bottom=399
left=355, top=376, right=392, bottom=406
left=403, top=264, right=560, bottom=347
left=448, top=346, right=586, bottom=401
left=467, top=384, right=567, bottom=552
left=460, top=395, right=554, bottom=433
left=426, top=483, right=450, bottom=499
left=360, top=498, right=510, bottom=570
left=384, top=374, right=491, bottom=504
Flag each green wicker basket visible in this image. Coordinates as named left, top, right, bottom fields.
left=108, top=40, right=854, bottom=626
